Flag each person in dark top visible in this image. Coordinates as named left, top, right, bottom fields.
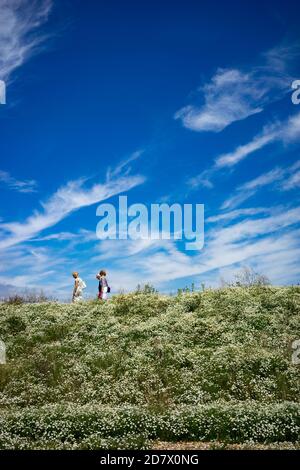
left=96, top=270, right=109, bottom=300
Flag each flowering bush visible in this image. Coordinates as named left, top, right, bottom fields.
left=0, top=402, right=299, bottom=449
left=0, top=286, right=299, bottom=448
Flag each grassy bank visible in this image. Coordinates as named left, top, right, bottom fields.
left=0, top=286, right=299, bottom=448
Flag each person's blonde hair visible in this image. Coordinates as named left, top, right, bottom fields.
left=72, top=271, right=78, bottom=278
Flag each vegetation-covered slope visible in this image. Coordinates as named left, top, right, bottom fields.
left=0, top=287, right=299, bottom=449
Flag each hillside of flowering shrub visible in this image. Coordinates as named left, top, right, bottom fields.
left=0, top=286, right=299, bottom=449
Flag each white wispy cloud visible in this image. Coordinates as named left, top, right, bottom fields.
left=262, top=44, right=300, bottom=75
left=188, top=170, right=214, bottom=189
left=222, top=159, right=300, bottom=209
left=0, top=169, right=37, bottom=192
left=280, top=112, right=300, bottom=143
left=106, top=150, right=144, bottom=180
left=221, top=167, right=285, bottom=210
left=31, top=231, right=80, bottom=242
left=31, top=228, right=97, bottom=243
left=0, top=0, right=52, bottom=82
left=281, top=171, right=300, bottom=190
left=188, top=111, right=300, bottom=190
left=215, top=108, right=300, bottom=170
left=215, top=125, right=277, bottom=168
left=208, top=206, right=300, bottom=245
left=239, top=167, right=285, bottom=190
left=175, top=44, right=298, bottom=133
left=220, top=190, right=258, bottom=211
left=207, top=207, right=270, bottom=223
left=0, top=242, right=69, bottom=293
left=175, top=69, right=264, bottom=132
left=0, top=173, right=145, bottom=249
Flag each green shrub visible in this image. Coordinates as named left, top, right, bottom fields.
left=0, top=402, right=299, bottom=449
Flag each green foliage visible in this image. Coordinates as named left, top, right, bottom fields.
left=221, top=266, right=270, bottom=288
left=4, top=315, right=26, bottom=334
left=177, top=282, right=197, bottom=295
left=135, top=283, right=158, bottom=294
left=0, top=286, right=300, bottom=448
left=2, top=291, right=54, bottom=305
left=0, top=403, right=299, bottom=449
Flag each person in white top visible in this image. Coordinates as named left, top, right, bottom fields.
left=72, top=272, right=86, bottom=302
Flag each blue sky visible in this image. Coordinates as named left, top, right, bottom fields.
left=0, top=0, right=300, bottom=299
